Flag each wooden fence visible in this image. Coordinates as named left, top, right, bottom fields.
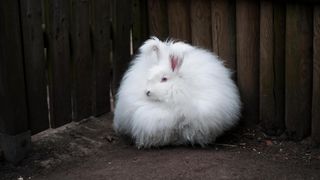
left=0, top=0, right=319, bottom=162
left=147, top=0, right=320, bottom=143
left=0, top=0, right=118, bottom=162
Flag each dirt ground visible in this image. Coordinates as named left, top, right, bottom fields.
left=1, top=113, right=320, bottom=180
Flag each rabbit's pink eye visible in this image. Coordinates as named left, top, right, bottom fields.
left=161, top=77, right=168, bottom=82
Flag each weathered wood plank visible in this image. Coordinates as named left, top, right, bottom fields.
left=285, top=4, right=313, bottom=140
left=260, top=1, right=274, bottom=133
left=272, top=3, right=286, bottom=135
left=71, top=0, right=93, bottom=121
left=190, top=0, right=212, bottom=49
left=167, top=0, right=191, bottom=42
left=112, top=0, right=132, bottom=94
left=236, top=0, right=260, bottom=126
left=211, top=0, right=236, bottom=73
left=148, top=0, right=169, bottom=40
left=0, top=0, right=32, bottom=162
left=132, top=0, right=149, bottom=52
left=312, top=6, right=320, bottom=144
left=20, top=0, right=49, bottom=134
left=260, top=1, right=285, bottom=135
left=47, top=0, right=72, bottom=127
left=91, top=0, right=111, bottom=116
left=0, top=0, right=29, bottom=135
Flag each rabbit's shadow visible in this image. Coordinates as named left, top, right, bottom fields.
left=116, top=126, right=242, bottom=151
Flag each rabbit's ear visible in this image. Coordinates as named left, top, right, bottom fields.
left=139, top=37, right=161, bottom=58
left=170, top=55, right=183, bottom=72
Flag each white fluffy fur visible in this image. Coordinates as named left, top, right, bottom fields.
left=113, top=37, right=241, bottom=148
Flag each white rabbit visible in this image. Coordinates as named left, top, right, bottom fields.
left=113, top=37, right=241, bottom=148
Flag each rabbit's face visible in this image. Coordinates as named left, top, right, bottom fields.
left=145, top=55, right=183, bottom=103
left=145, top=67, right=175, bottom=102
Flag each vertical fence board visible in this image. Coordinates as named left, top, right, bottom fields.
left=20, top=0, right=49, bottom=134
left=91, top=0, right=111, bottom=116
left=260, top=1, right=285, bottom=135
left=47, top=0, right=72, bottom=127
left=260, top=1, right=274, bottom=133
left=313, top=6, right=320, bottom=144
left=112, top=0, right=132, bottom=94
left=148, top=0, right=169, bottom=40
left=0, top=0, right=32, bottom=163
left=167, top=0, right=191, bottom=42
left=71, top=0, right=93, bottom=121
left=190, top=0, right=212, bottom=49
left=132, top=0, right=149, bottom=52
left=236, top=0, right=260, bottom=126
left=285, top=4, right=313, bottom=140
left=272, top=3, right=286, bottom=134
left=211, top=0, right=236, bottom=71
left=0, top=0, right=29, bottom=135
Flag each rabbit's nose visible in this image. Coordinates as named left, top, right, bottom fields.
left=146, top=91, right=151, bottom=96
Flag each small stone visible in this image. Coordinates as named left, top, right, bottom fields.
left=265, top=140, right=273, bottom=146
left=104, top=135, right=114, bottom=143
left=279, top=148, right=283, bottom=152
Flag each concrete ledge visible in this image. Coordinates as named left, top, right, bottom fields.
left=0, top=131, right=31, bottom=164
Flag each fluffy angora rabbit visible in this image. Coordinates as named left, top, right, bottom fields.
left=113, top=37, right=241, bottom=148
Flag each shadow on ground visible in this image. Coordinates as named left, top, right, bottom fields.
left=1, top=113, right=320, bottom=180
